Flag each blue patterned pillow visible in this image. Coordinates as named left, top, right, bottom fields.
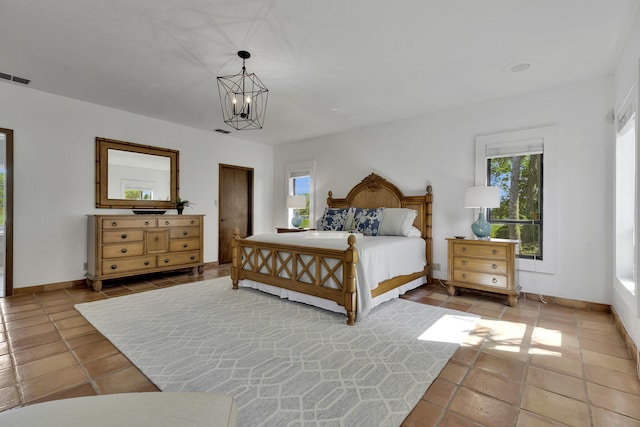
left=319, top=208, right=350, bottom=231
left=350, top=207, right=385, bottom=236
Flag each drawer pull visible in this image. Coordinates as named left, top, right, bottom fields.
left=121, top=233, right=127, bottom=239
left=461, top=260, right=467, bottom=266
left=492, top=278, right=498, bottom=284
left=144, top=260, right=150, bottom=266
left=183, top=231, right=188, bottom=236
left=110, top=264, right=117, bottom=270
left=492, top=264, right=497, bottom=269
left=190, top=220, right=195, bottom=224
left=190, top=256, right=195, bottom=260
left=155, top=237, right=159, bottom=242
left=165, top=221, right=170, bottom=225
left=111, top=222, right=117, bottom=227
left=145, top=221, right=150, bottom=226
left=462, top=273, right=466, bottom=279
left=462, top=247, right=467, bottom=252
left=492, top=249, right=497, bottom=254
left=121, top=248, right=127, bottom=253
left=164, top=258, right=170, bottom=263
left=183, top=244, right=188, bottom=248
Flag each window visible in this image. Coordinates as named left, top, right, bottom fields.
left=286, top=162, right=315, bottom=228
left=476, top=126, right=557, bottom=273
left=487, top=151, right=543, bottom=259
left=615, top=94, right=636, bottom=294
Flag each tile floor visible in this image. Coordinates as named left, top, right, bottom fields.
left=0, top=267, right=639, bottom=426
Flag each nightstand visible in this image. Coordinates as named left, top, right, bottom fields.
left=275, top=227, right=312, bottom=233
left=446, top=238, right=520, bottom=306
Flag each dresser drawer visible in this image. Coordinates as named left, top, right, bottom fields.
left=101, top=218, right=157, bottom=229
left=169, top=226, right=200, bottom=239
left=452, top=243, right=506, bottom=259
left=157, top=251, right=201, bottom=267
left=453, top=257, right=507, bottom=274
left=102, top=256, right=156, bottom=274
left=102, top=230, right=144, bottom=243
left=452, top=270, right=508, bottom=289
left=158, top=217, right=200, bottom=227
left=102, top=242, right=144, bottom=258
left=169, top=238, right=201, bottom=252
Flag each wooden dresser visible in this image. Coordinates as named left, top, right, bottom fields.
left=87, top=214, right=204, bottom=291
left=446, top=238, right=520, bottom=306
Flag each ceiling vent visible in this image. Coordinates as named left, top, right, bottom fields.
left=0, top=72, right=30, bottom=85
left=215, top=128, right=231, bottom=134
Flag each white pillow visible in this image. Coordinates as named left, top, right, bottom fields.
left=407, top=226, right=421, bottom=238
left=379, top=208, right=418, bottom=236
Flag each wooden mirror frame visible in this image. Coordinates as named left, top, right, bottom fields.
left=95, top=137, right=179, bottom=209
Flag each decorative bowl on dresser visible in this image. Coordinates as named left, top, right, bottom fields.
left=87, top=214, right=204, bottom=291
left=446, top=238, right=520, bottom=306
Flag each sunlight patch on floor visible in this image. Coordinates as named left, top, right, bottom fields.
left=418, top=314, right=480, bottom=344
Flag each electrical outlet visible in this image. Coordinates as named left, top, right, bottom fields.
left=432, top=263, right=441, bottom=271
left=83, top=262, right=87, bottom=270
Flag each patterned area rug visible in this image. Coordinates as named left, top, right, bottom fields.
left=75, top=277, right=478, bottom=427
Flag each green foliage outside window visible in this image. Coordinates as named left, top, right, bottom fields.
left=124, top=189, right=152, bottom=200
left=488, top=154, right=542, bottom=258
left=297, top=193, right=310, bottom=228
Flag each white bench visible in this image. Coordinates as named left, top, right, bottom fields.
left=0, top=392, right=237, bottom=427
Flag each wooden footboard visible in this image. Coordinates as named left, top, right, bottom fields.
left=231, top=227, right=359, bottom=325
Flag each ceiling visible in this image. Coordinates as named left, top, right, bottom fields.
left=1, top=1, right=638, bottom=146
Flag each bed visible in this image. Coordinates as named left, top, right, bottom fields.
left=231, top=173, right=433, bottom=325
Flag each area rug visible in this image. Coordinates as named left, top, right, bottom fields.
left=75, top=277, right=478, bottom=427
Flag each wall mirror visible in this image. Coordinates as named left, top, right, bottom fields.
left=95, top=137, right=179, bottom=209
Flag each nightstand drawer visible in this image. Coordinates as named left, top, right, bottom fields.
left=453, top=243, right=507, bottom=259
left=452, top=270, right=508, bottom=289
left=453, top=257, right=507, bottom=274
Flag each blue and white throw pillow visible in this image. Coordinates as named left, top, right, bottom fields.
left=350, top=207, right=385, bottom=236
left=319, top=208, right=350, bottom=231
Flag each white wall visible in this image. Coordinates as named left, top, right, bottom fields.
left=613, top=8, right=640, bottom=348
left=0, top=82, right=274, bottom=289
left=274, top=75, right=614, bottom=304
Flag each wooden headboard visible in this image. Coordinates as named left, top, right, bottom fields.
left=326, top=173, right=433, bottom=283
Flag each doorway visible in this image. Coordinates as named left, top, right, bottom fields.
left=0, top=128, right=13, bottom=297
left=218, top=164, right=253, bottom=264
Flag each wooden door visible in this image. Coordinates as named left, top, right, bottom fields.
left=219, top=164, right=253, bottom=264
left=0, top=129, right=13, bottom=297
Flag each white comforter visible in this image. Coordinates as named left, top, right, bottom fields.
left=241, top=231, right=426, bottom=318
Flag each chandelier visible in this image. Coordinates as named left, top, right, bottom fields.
left=217, top=50, right=269, bottom=130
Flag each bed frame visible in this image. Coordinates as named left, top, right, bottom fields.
left=231, top=173, right=433, bottom=325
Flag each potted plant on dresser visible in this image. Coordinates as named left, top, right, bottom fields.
left=174, top=197, right=191, bottom=215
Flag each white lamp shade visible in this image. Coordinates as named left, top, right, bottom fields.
left=286, top=194, right=306, bottom=209
left=464, top=186, right=500, bottom=208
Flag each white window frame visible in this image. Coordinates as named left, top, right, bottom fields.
left=476, top=125, right=558, bottom=274
left=614, top=84, right=637, bottom=298
left=285, top=161, right=315, bottom=227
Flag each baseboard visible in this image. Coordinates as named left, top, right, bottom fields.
left=521, top=292, right=610, bottom=311
left=610, top=305, right=640, bottom=378
left=11, top=261, right=220, bottom=296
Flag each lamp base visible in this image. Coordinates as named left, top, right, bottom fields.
left=291, top=211, right=302, bottom=228
left=471, top=211, right=491, bottom=239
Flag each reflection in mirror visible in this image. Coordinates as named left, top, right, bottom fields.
left=96, top=137, right=179, bottom=209
left=107, top=149, right=171, bottom=201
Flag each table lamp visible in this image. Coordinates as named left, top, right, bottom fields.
left=464, top=186, right=500, bottom=239
left=286, top=195, right=306, bottom=228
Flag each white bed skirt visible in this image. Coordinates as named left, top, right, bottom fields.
left=238, top=276, right=426, bottom=320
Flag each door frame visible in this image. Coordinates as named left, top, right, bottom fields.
left=0, top=128, right=14, bottom=296
left=218, top=164, right=254, bottom=264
